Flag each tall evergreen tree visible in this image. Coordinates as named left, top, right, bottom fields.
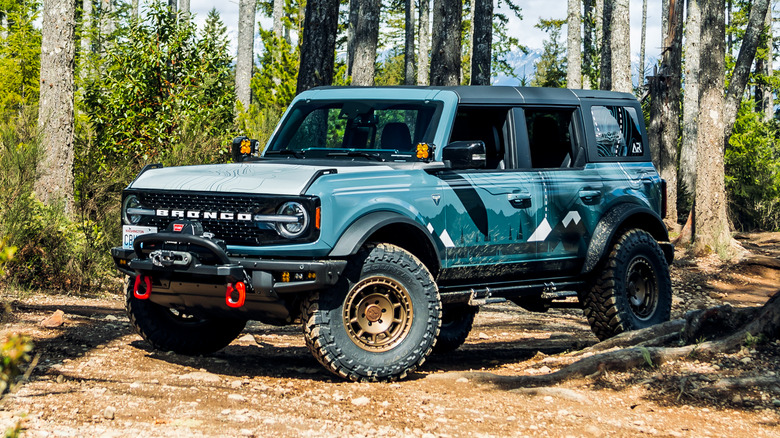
left=680, top=0, right=702, bottom=198
left=430, top=0, right=461, bottom=85
left=598, top=0, right=613, bottom=89
left=694, top=0, right=729, bottom=254
left=37, top=0, right=76, bottom=212
left=565, top=0, right=581, bottom=88
left=610, top=0, right=630, bottom=91
left=532, top=18, right=566, bottom=88
left=235, top=0, right=256, bottom=109
left=470, top=0, right=492, bottom=85
left=403, top=0, right=415, bottom=85
left=417, top=0, right=430, bottom=85
left=296, top=0, right=339, bottom=93
left=352, top=0, right=381, bottom=86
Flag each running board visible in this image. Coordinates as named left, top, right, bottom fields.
left=439, top=281, right=585, bottom=305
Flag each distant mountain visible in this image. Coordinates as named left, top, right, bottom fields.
left=492, top=48, right=542, bottom=86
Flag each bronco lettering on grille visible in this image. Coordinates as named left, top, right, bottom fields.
left=155, top=210, right=254, bottom=221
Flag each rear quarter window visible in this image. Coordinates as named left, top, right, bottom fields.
left=588, top=105, right=648, bottom=161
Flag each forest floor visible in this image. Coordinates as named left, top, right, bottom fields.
left=1, top=234, right=780, bottom=437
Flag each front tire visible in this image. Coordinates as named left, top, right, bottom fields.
left=582, top=229, right=672, bottom=341
left=302, top=244, right=441, bottom=381
left=126, top=279, right=247, bottom=355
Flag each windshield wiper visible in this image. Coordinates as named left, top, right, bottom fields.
left=265, top=150, right=304, bottom=158
left=326, top=151, right=385, bottom=162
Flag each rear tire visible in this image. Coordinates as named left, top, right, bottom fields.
left=302, top=244, right=441, bottom=381
left=582, top=229, right=672, bottom=341
left=125, top=279, right=246, bottom=355
left=433, top=304, right=477, bottom=353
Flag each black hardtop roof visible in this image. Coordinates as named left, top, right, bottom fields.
left=312, top=85, right=638, bottom=105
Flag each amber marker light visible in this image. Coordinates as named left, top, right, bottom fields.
left=416, top=143, right=429, bottom=160
left=315, top=207, right=321, bottom=230
left=240, top=138, right=251, bottom=154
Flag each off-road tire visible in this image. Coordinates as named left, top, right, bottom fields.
left=302, top=244, right=441, bottom=382
left=582, top=229, right=672, bottom=341
left=433, top=304, right=477, bottom=354
left=125, top=279, right=247, bottom=355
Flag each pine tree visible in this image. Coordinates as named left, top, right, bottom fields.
left=235, top=0, right=256, bottom=109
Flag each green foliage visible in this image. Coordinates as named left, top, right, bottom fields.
left=82, top=3, right=235, bottom=167
left=725, top=104, right=780, bottom=231
left=0, top=0, right=41, bottom=114
left=251, top=29, right=299, bottom=113
left=0, top=333, right=33, bottom=396
left=638, top=346, right=654, bottom=368
left=531, top=18, right=567, bottom=88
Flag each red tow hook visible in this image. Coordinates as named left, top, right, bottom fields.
left=226, top=281, right=246, bottom=308
left=133, top=275, right=152, bottom=300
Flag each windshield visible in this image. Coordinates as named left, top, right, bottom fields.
left=265, top=100, right=442, bottom=161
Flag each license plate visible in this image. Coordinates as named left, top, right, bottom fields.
left=122, top=225, right=158, bottom=250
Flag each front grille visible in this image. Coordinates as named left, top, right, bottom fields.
left=131, top=191, right=319, bottom=246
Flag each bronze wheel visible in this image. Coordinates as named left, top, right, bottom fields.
left=343, top=276, right=414, bottom=352
left=302, top=244, right=441, bottom=382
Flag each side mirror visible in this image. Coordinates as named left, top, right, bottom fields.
left=442, top=141, right=487, bottom=170
left=231, top=136, right=260, bottom=163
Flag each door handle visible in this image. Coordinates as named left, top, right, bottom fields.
left=578, top=189, right=602, bottom=204
left=508, top=192, right=532, bottom=209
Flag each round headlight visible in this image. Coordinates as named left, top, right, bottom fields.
left=276, top=202, right=309, bottom=239
left=122, top=195, right=143, bottom=225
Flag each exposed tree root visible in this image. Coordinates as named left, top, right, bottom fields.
left=429, top=292, right=780, bottom=389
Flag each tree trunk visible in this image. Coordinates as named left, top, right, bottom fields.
left=346, top=0, right=359, bottom=78
left=648, top=0, right=683, bottom=227
left=598, top=0, right=613, bottom=90
left=37, top=0, right=76, bottom=213
left=430, top=0, right=461, bottom=86
left=100, top=0, right=113, bottom=46
left=417, top=0, right=431, bottom=85
left=694, top=0, right=729, bottom=255
left=168, top=0, right=177, bottom=14
left=661, top=0, right=669, bottom=41
left=470, top=0, right=492, bottom=85
left=404, top=0, right=415, bottom=85
left=351, top=0, right=381, bottom=86
left=297, top=0, right=340, bottom=93
left=235, top=0, right=256, bottom=110
left=680, top=0, right=701, bottom=199
left=610, top=0, right=631, bottom=92
left=566, top=0, right=581, bottom=88
left=639, top=0, right=647, bottom=81
left=724, top=0, right=770, bottom=141
left=756, top=5, right=774, bottom=122
left=273, top=0, right=285, bottom=40
left=583, top=0, right=595, bottom=89
left=80, top=0, right=92, bottom=78
left=132, top=0, right=139, bottom=20
left=179, top=0, right=190, bottom=15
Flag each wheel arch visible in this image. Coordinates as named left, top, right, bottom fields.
left=581, top=203, right=672, bottom=275
left=328, top=211, right=442, bottom=277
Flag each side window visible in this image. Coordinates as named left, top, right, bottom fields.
left=591, top=106, right=644, bottom=157
left=449, top=107, right=510, bottom=169
left=524, top=109, right=579, bottom=169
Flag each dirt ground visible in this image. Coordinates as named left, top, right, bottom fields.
left=2, top=235, right=780, bottom=437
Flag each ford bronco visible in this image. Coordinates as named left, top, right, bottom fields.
left=112, top=86, right=673, bottom=381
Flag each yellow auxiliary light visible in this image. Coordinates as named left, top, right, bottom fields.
left=281, top=271, right=290, bottom=282
left=240, top=138, right=252, bottom=154
left=416, top=143, right=430, bottom=160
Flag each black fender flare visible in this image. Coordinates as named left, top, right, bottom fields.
left=328, top=211, right=442, bottom=265
left=581, top=203, right=672, bottom=275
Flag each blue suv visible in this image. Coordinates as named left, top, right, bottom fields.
left=112, top=86, right=673, bottom=381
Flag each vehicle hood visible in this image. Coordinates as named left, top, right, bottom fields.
left=128, top=161, right=395, bottom=196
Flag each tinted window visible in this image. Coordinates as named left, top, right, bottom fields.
left=524, top=109, right=578, bottom=168
left=591, top=106, right=644, bottom=157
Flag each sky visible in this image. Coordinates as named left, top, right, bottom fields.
left=183, top=0, right=666, bottom=72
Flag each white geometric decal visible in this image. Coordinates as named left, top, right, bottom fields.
left=439, top=229, right=455, bottom=248
left=527, top=218, right=552, bottom=242
left=427, top=223, right=435, bottom=233
left=562, top=211, right=582, bottom=228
